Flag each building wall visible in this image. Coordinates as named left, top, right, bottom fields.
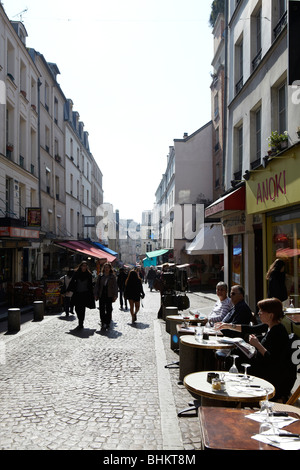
left=0, top=9, right=41, bottom=283
left=0, top=5, right=105, bottom=285
left=221, top=0, right=300, bottom=310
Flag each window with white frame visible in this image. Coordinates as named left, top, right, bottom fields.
left=234, top=124, right=243, bottom=178
left=250, top=105, right=262, bottom=165
left=5, top=177, right=13, bottom=216
left=251, top=4, right=262, bottom=70
left=278, top=83, right=287, bottom=134
left=235, top=36, right=243, bottom=94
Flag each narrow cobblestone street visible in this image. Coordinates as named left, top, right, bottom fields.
left=0, top=288, right=216, bottom=452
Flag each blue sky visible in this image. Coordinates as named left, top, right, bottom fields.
left=3, top=0, right=214, bottom=222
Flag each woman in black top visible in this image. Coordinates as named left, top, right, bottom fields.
left=94, top=263, right=118, bottom=330
left=216, top=297, right=296, bottom=400
left=68, top=261, right=95, bottom=329
left=266, top=258, right=287, bottom=302
left=124, top=269, right=144, bottom=323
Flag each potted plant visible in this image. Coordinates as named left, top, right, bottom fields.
left=267, top=131, right=288, bottom=152
left=6, top=143, right=14, bottom=152
left=279, top=131, right=288, bottom=149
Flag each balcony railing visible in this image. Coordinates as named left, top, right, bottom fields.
left=235, top=76, right=243, bottom=95
left=252, top=49, right=262, bottom=72
left=274, top=11, right=287, bottom=40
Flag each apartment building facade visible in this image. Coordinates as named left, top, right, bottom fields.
left=0, top=5, right=105, bottom=302
left=206, top=0, right=300, bottom=309
left=154, top=123, right=215, bottom=266
left=0, top=13, right=41, bottom=301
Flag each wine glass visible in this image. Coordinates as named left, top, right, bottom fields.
left=240, top=363, right=250, bottom=383
left=229, top=355, right=239, bottom=374
left=259, top=389, right=276, bottom=440
left=260, top=388, right=273, bottom=416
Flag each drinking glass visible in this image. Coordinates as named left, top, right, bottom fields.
left=229, top=355, right=239, bottom=374
left=209, top=319, right=218, bottom=341
left=240, top=363, right=250, bottom=383
left=195, top=326, right=203, bottom=343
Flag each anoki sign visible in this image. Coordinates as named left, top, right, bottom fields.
left=256, top=170, right=286, bottom=204
left=246, top=149, right=300, bottom=215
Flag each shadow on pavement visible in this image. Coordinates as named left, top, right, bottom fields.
left=67, top=327, right=97, bottom=338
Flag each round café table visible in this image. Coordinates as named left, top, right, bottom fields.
left=166, top=315, right=207, bottom=350
left=184, top=370, right=275, bottom=404
left=179, top=334, right=233, bottom=382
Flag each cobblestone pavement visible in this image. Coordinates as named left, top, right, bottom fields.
left=0, top=289, right=216, bottom=451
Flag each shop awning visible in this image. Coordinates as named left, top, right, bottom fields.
left=54, top=240, right=116, bottom=263
left=205, top=185, right=245, bottom=218
left=91, top=241, right=118, bottom=256
left=186, top=223, right=224, bottom=255
left=145, top=249, right=169, bottom=259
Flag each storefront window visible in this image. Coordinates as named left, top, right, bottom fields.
left=269, top=210, right=300, bottom=306
left=230, top=234, right=243, bottom=287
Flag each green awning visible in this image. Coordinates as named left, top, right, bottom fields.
left=145, top=249, right=169, bottom=259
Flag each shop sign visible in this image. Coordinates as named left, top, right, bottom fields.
left=223, top=213, right=246, bottom=235
left=0, top=226, right=39, bottom=239
left=27, top=208, right=41, bottom=227
left=246, top=149, right=300, bottom=214
left=256, top=170, right=286, bottom=204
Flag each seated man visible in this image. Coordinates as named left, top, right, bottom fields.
left=207, top=282, right=232, bottom=325
left=219, top=285, right=252, bottom=337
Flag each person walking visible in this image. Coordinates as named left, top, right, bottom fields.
left=266, top=258, right=288, bottom=302
left=94, top=262, right=118, bottom=330
left=117, top=267, right=128, bottom=311
left=59, top=268, right=74, bottom=316
left=124, top=269, right=145, bottom=323
left=146, top=266, right=156, bottom=292
left=68, top=261, right=95, bottom=329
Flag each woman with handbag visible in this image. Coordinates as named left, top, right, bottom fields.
left=124, top=269, right=145, bottom=323
left=68, top=261, right=95, bottom=329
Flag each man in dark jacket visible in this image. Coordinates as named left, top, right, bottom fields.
left=117, top=268, right=128, bottom=311
left=221, top=285, right=252, bottom=337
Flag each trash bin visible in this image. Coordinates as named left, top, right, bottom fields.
left=7, top=308, right=21, bottom=332
left=33, top=301, right=44, bottom=321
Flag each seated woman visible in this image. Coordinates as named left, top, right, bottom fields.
left=215, top=297, right=297, bottom=401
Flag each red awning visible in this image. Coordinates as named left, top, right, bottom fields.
left=205, top=185, right=245, bottom=218
left=54, top=240, right=116, bottom=263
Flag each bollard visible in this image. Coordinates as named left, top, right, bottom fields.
left=33, top=301, right=44, bottom=321
left=7, top=308, right=21, bottom=332
left=164, top=305, right=178, bottom=322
